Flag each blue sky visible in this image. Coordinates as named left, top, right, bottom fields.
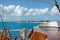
left=0, top=0, right=60, bottom=21
left=0, top=0, right=53, bottom=8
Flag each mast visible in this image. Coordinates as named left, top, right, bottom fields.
left=54, top=0, right=60, bottom=12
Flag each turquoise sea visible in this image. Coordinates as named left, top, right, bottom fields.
left=0, top=22, right=42, bottom=30
left=0, top=22, right=42, bottom=40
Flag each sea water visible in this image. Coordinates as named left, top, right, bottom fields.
left=0, top=22, right=42, bottom=40
left=0, top=22, right=42, bottom=30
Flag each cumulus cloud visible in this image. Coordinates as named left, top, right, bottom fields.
left=0, top=4, right=60, bottom=21
left=25, top=8, right=49, bottom=16
left=0, top=4, right=49, bottom=17
left=0, top=4, right=59, bottom=17
left=50, top=6, right=59, bottom=15
left=0, top=4, right=15, bottom=16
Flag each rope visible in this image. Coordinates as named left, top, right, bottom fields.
left=0, top=14, right=5, bottom=28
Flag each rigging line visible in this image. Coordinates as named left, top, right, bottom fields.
left=0, top=14, right=5, bottom=28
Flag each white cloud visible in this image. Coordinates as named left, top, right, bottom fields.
left=4, top=5, right=15, bottom=11
left=50, top=6, right=59, bottom=15
left=11, top=6, right=28, bottom=16
left=37, top=8, right=49, bottom=15
left=0, top=4, right=59, bottom=17
left=0, top=4, right=60, bottom=21
left=25, top=8, right=49, bottom=16
left=25, top=8, right=36, bottom=16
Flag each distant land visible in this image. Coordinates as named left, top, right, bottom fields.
left=19, top=20, right=50, bottom=23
